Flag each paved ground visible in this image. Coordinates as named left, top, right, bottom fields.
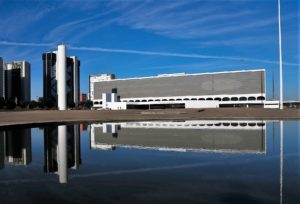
left=0, top=108, right=299, bottom=127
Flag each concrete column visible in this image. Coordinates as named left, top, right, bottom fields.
left=57, top=45, right=67, bottom=110
left=58, top=125, right=67, bottom=183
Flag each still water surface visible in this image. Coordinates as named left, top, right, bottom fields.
left=0, top=120, right=299, bottom=204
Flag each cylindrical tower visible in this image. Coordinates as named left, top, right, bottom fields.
left=58, top=125, right=67, bottom=183
left=57, top=44, right=67, bottom=110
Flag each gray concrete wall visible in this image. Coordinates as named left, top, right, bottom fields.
left=93, top=70, right=265, bottom=99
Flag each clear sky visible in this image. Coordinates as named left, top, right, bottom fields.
left=0, top=0, right=299, bottom=100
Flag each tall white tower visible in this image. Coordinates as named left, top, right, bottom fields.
left=57, top=45, right=67, bottom=110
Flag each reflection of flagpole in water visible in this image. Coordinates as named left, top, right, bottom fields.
left=280, top=121, right=283, bottom=204
left=273, top=122, right=275, bottom=153
left=58, top=125, right=67, bottom=184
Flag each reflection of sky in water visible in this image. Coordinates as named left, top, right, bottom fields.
left=0, top=120, right=299, bottom=204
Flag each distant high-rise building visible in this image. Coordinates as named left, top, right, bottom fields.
left=42, top=45, right=80, bottom=109
left=80, top=93, right=87, bottom=102
left=4, top=61, right=31, bottom=104
left=0, top=57, right=3, bottom=98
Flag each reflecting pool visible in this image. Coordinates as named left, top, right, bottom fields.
left=0, top=120, right=299, bottom=204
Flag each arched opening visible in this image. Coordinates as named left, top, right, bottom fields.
left=239, top=97, right=247, bottom=101
left=169, top=99, right=175, bottom=101
left=135, top=100, right=140, bottom=102
left=206, top=98, right=213, bottom=100
left=129, top=100, right=134, bottom=102
left=248, top=96, right=256, bottom=101
left=214, top=98, right=221, bottom=101
left=148, top=99, right=153, bottom=102
left=257, top=123, right=265, bottom=127
left=162, top=99, right=168, bottom=101
left=176, top=98, right=182, bottom=101
left=222, top=97, right=230, bottom=101
left=155, top=99, right=161, bottom=101
left=141, top=100, right=147, bottom=102
left=257, top=96, right=265, bottom=100
left=191, top=98, right=197, bottom=101
left=198, top=98, right=205, bottom=100
left=231, top=97, right=238, bottom=101
left=183, top=98, right=189, bottom=101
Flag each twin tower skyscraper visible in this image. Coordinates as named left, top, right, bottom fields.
left=43, top=45, right=80, bottom=110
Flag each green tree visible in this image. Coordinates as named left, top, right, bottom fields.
left=28, top=100, right=39, bottom=109
left=84, top=100, right=93, bottom=109
left=38, top=97, right=46, bottom=109
left=68, top=102, right=75, bottom=109
left=20, top=101, right=30, bottom=109
left=5, top=99, right=16, bottom=109
left=45, top=99, right=55, bottom=109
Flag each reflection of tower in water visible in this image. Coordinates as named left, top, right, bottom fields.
left=44, top=124, right=81, bottom=183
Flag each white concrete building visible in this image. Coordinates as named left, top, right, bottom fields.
left=89, top=74, right=115, bottom=101
left=90, top=70, right=278, bottom=110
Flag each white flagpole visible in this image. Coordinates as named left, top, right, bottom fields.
left=278, top=0, right=283, bottom=109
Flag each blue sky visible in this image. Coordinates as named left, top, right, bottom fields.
left=0, top=0, right=299, bottom=100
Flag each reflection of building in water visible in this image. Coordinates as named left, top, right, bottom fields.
left=4, top=129, right=32, bottom=165
left=44, top=124, right=81, bottom=183
left=91, top=121, right=266, bottom=154
left=0, top=131, right=4, bottom=169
